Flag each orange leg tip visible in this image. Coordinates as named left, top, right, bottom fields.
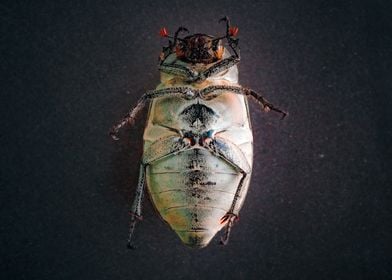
left=214, top=46, right=224, bottom=60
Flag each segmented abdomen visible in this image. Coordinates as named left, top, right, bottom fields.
left=146, top=148, right=243, bottom=248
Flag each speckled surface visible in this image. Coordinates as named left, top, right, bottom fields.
left=2, top=0, right=391, bottom=279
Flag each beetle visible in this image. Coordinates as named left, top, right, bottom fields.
left=110, top=17, right=287, bottom=248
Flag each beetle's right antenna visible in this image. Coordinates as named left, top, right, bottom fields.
left=214, top=16, right=240, bottom=57
left=219, top=16, right=231, bottom=37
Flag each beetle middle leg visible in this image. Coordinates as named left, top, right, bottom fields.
left=203, top=135, right=251, bottom=245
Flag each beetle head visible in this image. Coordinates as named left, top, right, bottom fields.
left=159, top=17, right=238, bottom=65
left=175, top=34, right=223, bottom=64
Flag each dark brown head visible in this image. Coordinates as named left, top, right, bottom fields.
left=175, top=34, right=223, bottom=64
left=159, top=17, right=238, bottom=65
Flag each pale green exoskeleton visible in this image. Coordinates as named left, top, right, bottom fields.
left=111, top=17, right=287, bottom=248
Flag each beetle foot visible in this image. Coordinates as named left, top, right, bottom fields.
left=220, top=212, right=238, bottom=224
left=109, top=129, right=120, bottom=141
left=219, top=213, right=238, bottom=246
left=262, top=103, right=288, bottom=120
left=127, top=213, right=142, bottom=250
left=219, top=236, right=230, bottom=246
left=129, top=211, right=143, bottom=221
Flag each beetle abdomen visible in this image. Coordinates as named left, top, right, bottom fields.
left=146, top=148, right=244, bottom=248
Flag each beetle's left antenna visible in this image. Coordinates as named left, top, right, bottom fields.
left=213, top=16, right=240, bottom=57
left=159, top=26, right=188, bottom=62
left=172, top=26, right=189, bottom=46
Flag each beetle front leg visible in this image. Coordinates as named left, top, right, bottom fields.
left=195, top=56, right=240, bottom=82
left=158, top=63, right=198, bottom=81
left=110, top=87, right=194, bottom=140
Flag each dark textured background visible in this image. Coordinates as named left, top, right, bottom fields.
left=2, top=0, right=391, bottom=279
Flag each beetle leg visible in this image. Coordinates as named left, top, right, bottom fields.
left=219, top=213, right=238, bottom=245
left=128, top=164, right=146, bottom=249
left=110, top=87, right=195, bottom=140
left=200, top=85, right=288, bottom=119
left=110, top=95, right=148, bottom=140
left=127, top=135, right=193, bottom=249
left=195, top=56, right=240, bottom=82
left=244, top=88, right=288, bottom=119
left=203, top=136, right=251, bottom=245
left=142, top=135, right=192, bottom=164
left=158, top=63, right=198, bottom=80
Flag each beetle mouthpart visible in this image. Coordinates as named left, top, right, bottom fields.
left=214, top=46, right=224, bottom=60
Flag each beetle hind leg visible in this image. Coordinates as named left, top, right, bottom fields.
left=127, top=134, right=193, bottom=248
left=127, top=164, right=146, bottom=249
left=203, top=136, right=251, bottom=246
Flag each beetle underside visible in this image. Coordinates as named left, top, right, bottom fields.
left=110, top=16, right=287, bottom=249
left=147, top=148, right=246, bottom=248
